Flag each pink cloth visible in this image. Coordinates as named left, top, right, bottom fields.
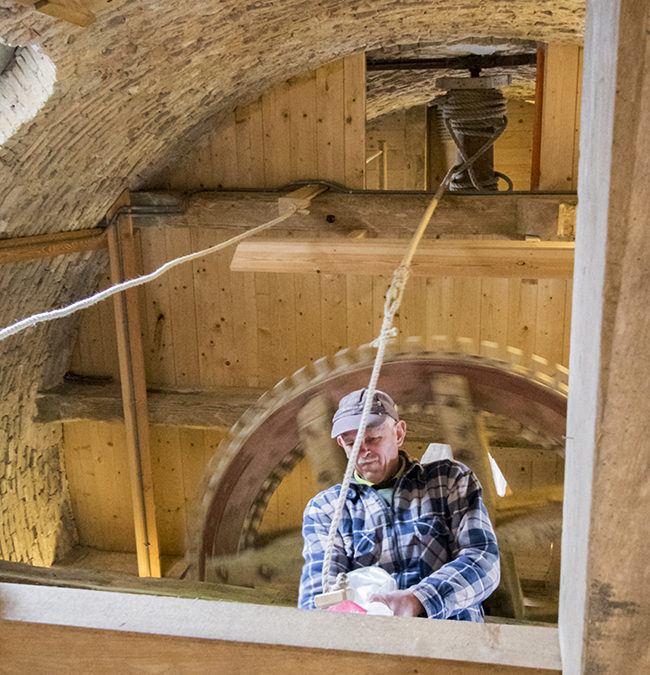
left=325, top=600, right=367, bottom=614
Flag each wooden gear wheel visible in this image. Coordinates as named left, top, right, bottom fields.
left=194, top=337, right=568, bottom=584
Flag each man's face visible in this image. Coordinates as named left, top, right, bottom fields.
left=336, top=418, right=407, bottom=484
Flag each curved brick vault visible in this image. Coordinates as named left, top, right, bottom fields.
left=0, top=1, right=584, bottom=564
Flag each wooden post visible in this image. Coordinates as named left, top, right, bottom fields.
left=297, top=395, right=347, bottom=492
left=106, top=191, right=161, bottom=578
left=432, top=374, right=525, bottom=619
left=534, top=44, right=583, bottom=191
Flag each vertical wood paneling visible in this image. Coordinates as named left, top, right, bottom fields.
left=538, top=44, right=582, bottom=191
left=211, top=114, right=238, bottom=189
left=346, top=275, right=374, bottom=348
left=316, top=59, right=346, bottom=184
left=63, top=421, right=133, bottom=551
left=295, top=273, right=322, bottom=367
left=507, top=279, right=538, bottom=360
left=235, top=100, right=266, bottom=187
left=150, top=426, right=185, bottom=555
left=139, top=227, right=177, bottom=386
left=289, top=72, right=318, bottom=180
left=262, top=80, right=293, bottom=187
left=165, top=228, right=200, bottom=387
left=320, top=273, right=347, bottom=356
left=343, top=53, right=366, bottom=189
left=191, top=228, right=226, bottom=388
left=535, top=279, right=567, bottom=365
left=480, top=278, right=510, bottom=346
left=493, top=100, right=536, bottom=191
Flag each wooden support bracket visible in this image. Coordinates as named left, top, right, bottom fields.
left=32, top=0, right=95, bottom=26
left=107, top=191, right=161, bottom=578
left=277, top=184, right=329, bottom=216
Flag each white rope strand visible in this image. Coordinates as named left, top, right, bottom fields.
left=0, top=206, right=298, bottom=344
left=320, top=167, right=454, bottom=595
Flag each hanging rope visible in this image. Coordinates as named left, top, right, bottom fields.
left=0, top=206, right=300, bottom=344
left=320, top=165, right=455, bottom=594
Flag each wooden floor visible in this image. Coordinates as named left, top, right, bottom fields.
left=54, top=546, right=186, bottom=578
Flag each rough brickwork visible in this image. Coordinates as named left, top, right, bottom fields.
left=366, top=39, right=539, bottom=119
left=0, top=1, right=583, bottom=564
left=0, top=44, right=56, bottom=146
left=0, top=251, right=106, bottom=564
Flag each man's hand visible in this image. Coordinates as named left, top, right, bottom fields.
left=370, top=590, right=425, bottom=617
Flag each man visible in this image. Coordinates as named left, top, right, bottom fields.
left=298, top=388, right=500, bottom=621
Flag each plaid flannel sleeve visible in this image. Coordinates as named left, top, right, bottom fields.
left=410, top=468, right=500, bottom=619
left=298, top=489, right=351, bottom=610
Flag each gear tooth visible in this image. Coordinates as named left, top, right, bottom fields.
left=480, top=340, right=503, bottom=361
left=531, top=354, right=554, bottom=384
left=404, top=336, right=425, bottom=353
left=423, top=403, right=438, bottom=416
left=456, top=337, right=477, bottom=355
left=333, top=348, right=354, bottom=369
left=312, top=355, right=332, bottom=379
left=429, top=335, right=452, bottom=352
left=291, top=365, right=312, bottom=388
left=506, top=345, right=525, bottom=371
left=554, top=363, right=569, bottom=393
left=357, top=342, right=376, bottom=362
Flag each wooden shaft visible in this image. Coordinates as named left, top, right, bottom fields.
left=432, top=374, right=525, bottom=618
left=230, top=239, right=575, bottom=278
left=0, top=228, right=106, bottom=265
left=107, top=192, right=161, bottom=578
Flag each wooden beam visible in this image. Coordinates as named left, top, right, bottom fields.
left=36, top=382, right=563, bottom=452
left=536, top=44, right=583, bottom=191
left=130, top=190, right=577, bottom=241
left=107, top=192, right=161, bottom=578
left=230, top=239, right=575, bottom=278
left=0, top=560, right=290, bottom=606
left=36, top=381, right=264, bottom=427
left=432, top=374, right=525, bottom=620
left=0, top=582, right=563, bottom=673
left=0, top=228, right=106, bottom=265
left=297, top=394, right=347, bottom=492
left=32, top=0, right=95, bottom=26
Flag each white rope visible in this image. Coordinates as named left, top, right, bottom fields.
left=0, top=206, right=299, bottom=344
left=320, top=167, right=454, bottom=594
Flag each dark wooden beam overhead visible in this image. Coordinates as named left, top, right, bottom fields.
left=130, top=190, right=577, bottom=241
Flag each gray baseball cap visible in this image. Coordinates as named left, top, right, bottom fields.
left=331, top=388, right=399, bottom=438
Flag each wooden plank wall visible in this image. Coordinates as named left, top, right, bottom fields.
left=366, top=106, right=428, bottom=189
left=152, top=54, right=366, bottom=190
left=65, top=53, right=572, bottom=556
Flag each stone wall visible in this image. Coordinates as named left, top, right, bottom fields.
left=0, top=251, right=106, bottom=564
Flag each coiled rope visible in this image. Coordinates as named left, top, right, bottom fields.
left=439, top=88, right=511, bottom=191
left=0, top=206, right=300, bottom=344
left=320, top=165, right=455, bottom=595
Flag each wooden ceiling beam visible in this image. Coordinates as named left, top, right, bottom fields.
left=36, top=381, right=559, bottom=452
left=36, top=381, right=264, bottom=428
left=0, top=228, right=106, bottom=265
left=16, top=0, right=96, bottom=27
left=130, top=190, right=577, bottom=241
left=230, top=239, right=575, bottom=279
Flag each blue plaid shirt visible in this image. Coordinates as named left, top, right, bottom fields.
left=298, top=453, right=500, bottom=621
